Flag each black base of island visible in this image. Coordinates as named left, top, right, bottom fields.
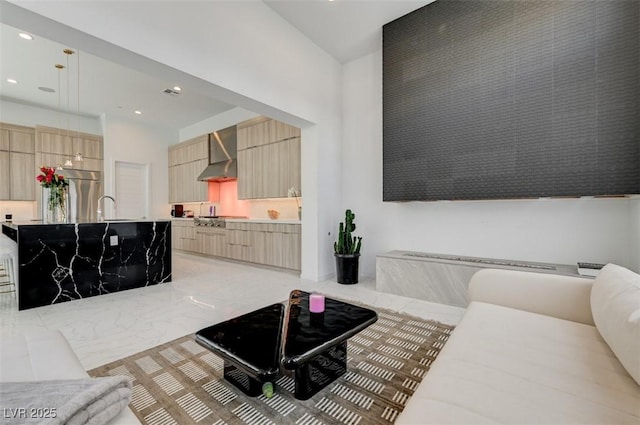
left=9, top=220, right=171, bottom=310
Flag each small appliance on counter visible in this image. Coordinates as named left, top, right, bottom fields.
left=171, top=204, right=184, bottom=217
left=183, top=210, right=194, bottom=218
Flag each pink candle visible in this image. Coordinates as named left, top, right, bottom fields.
left=309, top=293, right=325, bottom=313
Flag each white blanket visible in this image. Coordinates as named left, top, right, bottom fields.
left=0, top=376, right=131, bottom=425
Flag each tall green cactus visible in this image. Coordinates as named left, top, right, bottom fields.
left=334, top=209, right=363, bottom=255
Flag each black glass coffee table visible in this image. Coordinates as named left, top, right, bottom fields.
left=195, top=290, right=378, bottom=400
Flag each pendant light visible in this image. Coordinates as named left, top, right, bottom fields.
left=73, top=49, right=83, bottom=163
left=55, top=63, right=65, bottom=170
left=63, top=48, right=74, bottom=168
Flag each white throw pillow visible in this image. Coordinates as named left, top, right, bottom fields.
left=591, top=264, right=640, bottom=385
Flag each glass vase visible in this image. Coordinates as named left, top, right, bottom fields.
left=43, top=186, right=69, bottom=224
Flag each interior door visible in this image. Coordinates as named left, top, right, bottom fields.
left=114, top=161, right=149, bottom=219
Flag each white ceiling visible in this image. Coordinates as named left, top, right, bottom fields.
left=264, top=0, right=434, bottom=64
left=0, top=22, right=235, bottom=130
left=0, top=1, right=432, bottom=131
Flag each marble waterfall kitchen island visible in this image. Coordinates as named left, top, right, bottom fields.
left=1, top=220, right=171, bottom=310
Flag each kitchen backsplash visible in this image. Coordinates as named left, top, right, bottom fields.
left=177, top=180, right=301, bottom=220
left=179, top=198, right=300, bottom=220
left=0, top=201, right=38, bottom=222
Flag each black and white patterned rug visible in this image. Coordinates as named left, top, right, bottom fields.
left=89, top=307, right=454, bottom=425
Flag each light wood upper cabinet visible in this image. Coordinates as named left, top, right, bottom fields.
left=10, top=152, right=36, bottom=200
left=0, top=123, right=36, bottom=201
left=237, top=117, right=301, bottom=200
left=1, top=123, right=35, bottom=153
left=73, top=135, right=103, bottom=159
left=35, top=126, right=103, bottom=172
left=0, top=129, right=9, bottom=151
left=9, top=129, right=35, bottom=153
left=270, top=120, right=301, bottom=144
left=237, top=116, right=270, bottom=150
left=0, top=151, right=10, bottom=200
left=237, top=117, right=301, bottom=150
left=37, top=132, right=73, bottom=155
left=168, top=135, right=209, bottom=203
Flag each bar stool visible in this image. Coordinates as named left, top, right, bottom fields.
left=0, top=235, right=17, bottom=297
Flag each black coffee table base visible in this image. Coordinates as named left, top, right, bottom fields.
left=223, top=362, right=267, bottom=397
left=290, top=341, right=348, bottom=400
left=221, top=341, right=348, bottom=400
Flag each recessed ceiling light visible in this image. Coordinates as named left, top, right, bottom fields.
left=7, top=78, right=18, bottom=84
left=135, top=110, right=142, bottom=115
left=173, top=86, right=182, bottom=92
left=38, top=86, right=55, bottom=93
left=18, top=32, right=33, bottom=40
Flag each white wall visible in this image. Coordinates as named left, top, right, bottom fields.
left=9, top=1, right=344, bottom=281
left=102, top=114, right=176, bottom=220
left=179, top=107, right=258, bottom=143
left=342, top=50, right=640, bottom=275
left=0, top=99, right=101, bottom=134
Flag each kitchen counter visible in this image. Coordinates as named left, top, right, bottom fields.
left=2, top=220, right=171, bottom=310
left=169, top=217, right=301, bottom=225
left=2, top=218, right=171, bottom=228
left=226, top=218, right=301, bottom=224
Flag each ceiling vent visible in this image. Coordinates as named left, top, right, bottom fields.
left=162, top=88, right=180, bottom=96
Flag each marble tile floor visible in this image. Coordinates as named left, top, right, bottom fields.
left=0, top=251, right=465, bottom=371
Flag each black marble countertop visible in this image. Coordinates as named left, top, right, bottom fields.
left=2, top=219, right=170, bottom=230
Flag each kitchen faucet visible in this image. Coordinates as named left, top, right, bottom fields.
left=97, top=195, right=116, bottom=222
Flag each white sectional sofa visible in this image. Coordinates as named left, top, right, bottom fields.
left=397, top=264, right=640, bottom=424
left=0, top=329, right=138, bottom=424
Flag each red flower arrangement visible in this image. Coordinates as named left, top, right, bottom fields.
left=37, top=166, right=69, bottom=223
left=36, top=166, right=69, bottom=189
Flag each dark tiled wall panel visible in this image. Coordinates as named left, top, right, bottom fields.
left=383, top=0, right=639, bottom=201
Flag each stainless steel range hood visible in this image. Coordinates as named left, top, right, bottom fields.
left=198, top=160, right=236, bottom=182
left=197, top=125, right=237, bottom=181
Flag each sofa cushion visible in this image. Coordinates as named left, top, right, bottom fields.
left=0, top=330, right=87, bottom=382
left=591, top=264, right=640, bottom=385
left=1, top=330, right=140, bottom=425
left=396, top=302, right=640, bottom=424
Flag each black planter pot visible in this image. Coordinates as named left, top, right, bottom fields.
left=335, top=254, right=360, bottom=284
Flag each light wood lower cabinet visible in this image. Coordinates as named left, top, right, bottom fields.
left=196, top=227, right=227, bottom=257
left=226, top=222, right=301, bottom=271
left=172, top=220, right=301, bottom=271
left=172, top=220, right=197, bottom=252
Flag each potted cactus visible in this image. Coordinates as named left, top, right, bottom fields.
left=334, top=209, right=362, bottom=284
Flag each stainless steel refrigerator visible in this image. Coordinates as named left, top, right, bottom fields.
left=42, top=169, right=102, bottom=222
